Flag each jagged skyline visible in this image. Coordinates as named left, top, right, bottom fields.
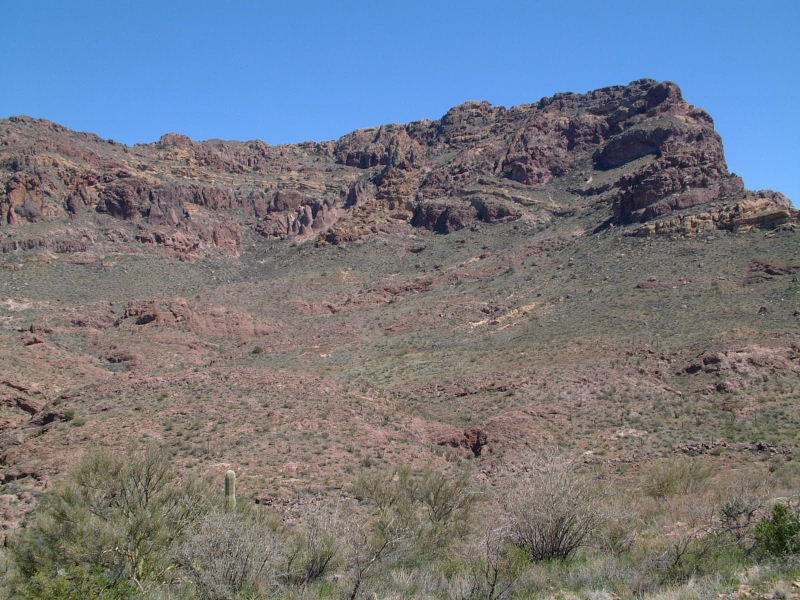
left=1, top=1, right=797, bottom=203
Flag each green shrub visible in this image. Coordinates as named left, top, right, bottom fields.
left=11, top=447, right=210, bottom=593
left=284, top=517, right=339, bottom=586
left=18, top=566, right=135, bottom=600
left=658, top=531, right=746, bottom=584
left=754, top=503, right=800, bottom=558
left=352, top=465, right=476, bottom=557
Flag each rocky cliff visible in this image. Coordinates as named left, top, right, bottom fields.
left=1, top=79, right=794, bottom=258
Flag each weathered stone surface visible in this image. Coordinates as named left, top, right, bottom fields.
left=437, top=427, right=489, bottom=457
left=123, top=298, right=279, bottom=341
left=631, top=192, right=799, bottom=237
left=412, top=200, right=478, bottom=233
left=0, top=79, right=794, bottom=254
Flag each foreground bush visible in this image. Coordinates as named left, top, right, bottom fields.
left=502, top=454, right=606, bottom=562
left=12, top=447, right=209, bottom=593
left=177, top=511, right=284, bottom=600
left=754, top=502, right=800, bottom=558
left=4, top=448, right=800, bottom=600
left=17, top=567, right=136, bottom=600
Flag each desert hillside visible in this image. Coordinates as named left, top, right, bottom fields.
left=0, top=78, right=798, bottom=599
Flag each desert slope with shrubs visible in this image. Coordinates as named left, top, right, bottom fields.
left=1, top=78, right=799, bottom=598
left=2, top=447, right=799, bottom=600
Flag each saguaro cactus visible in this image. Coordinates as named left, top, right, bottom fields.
left=225, top=469, right=236, bottom=512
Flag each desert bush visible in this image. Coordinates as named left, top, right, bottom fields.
left=501, top=453, right=606, bottom=562
left=461, top=528, right=524, bottom=600
left=594, top=492, right=644, bottom=560
left=370, top=529, right=523, bottom=600
left=0, top=548, right=14, bottom=600
left=598, top=518, right=638, bottom=558
left=16, top=566, right=136, bottom=600
left=754, top=502, right=800, bottom=558
left=638, top=494, right=746, bottom=588
left=354, top=465, right=474, bottom=522
left=177, top=510, right=284, bottom=600
left=353, top=465, right=476, bottom=558
left=337, top=510, right=410, bottom=600
left=283, top=513, right=339, bottom=586
left=416, top=467, right=476, bottom=527
left=353, top=466, right=414, bottom=514
left=715, top=483, right=765, bottom=551
left=11, top=447, right=210, bottom=593
left=656, top=529, right=743, bottom=584
left=642, top=457, right=713, bottom=499
left=7, top=450, right=800, bottom=600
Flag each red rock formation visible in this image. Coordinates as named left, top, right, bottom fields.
left=0, top=79, right=794, bottom=255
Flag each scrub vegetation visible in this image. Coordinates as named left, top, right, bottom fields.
left=2, top=448, right=798, bottom=600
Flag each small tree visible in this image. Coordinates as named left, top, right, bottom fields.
left=16, top=566, right=136, bottom=600
left=283, top=514, right=338, bottom=587
left=337, top=510, right=409, bottom=600
left=464, top=527, right=522, bottom=600
left=353, top=465, right=476, bottom=555
left=716, top=484, right=764, bottom=551
left=12, top=447, right=209, bottom=593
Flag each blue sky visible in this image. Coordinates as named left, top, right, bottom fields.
left=2, top=0, right=797, bottom=202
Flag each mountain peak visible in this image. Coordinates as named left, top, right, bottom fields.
left=0, top=79, right=794, bottom=255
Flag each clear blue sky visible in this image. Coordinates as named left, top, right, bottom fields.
left=2, top=0, right=797, bottom=202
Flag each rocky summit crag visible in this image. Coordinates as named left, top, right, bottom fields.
left=0, top=79, right=797, bottom=537
left=1, top=78, right=795, bottom=256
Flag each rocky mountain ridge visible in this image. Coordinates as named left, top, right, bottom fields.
left=1, top=79, right=794, bottom=258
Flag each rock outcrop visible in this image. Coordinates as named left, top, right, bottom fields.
left=0, top=79, right=794, bottom=256
left=122, top=298, right=280, bottom=341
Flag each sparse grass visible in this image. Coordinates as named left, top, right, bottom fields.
left=642, top=457, right=714, bottom=499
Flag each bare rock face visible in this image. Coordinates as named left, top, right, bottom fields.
left=123, top=298, right=280, bottom=341
left=411, top=196, right=521, bottom=233
left=436, top=427, right=490, bottom=457
left=0, top=79, right=794, bottom=256
left=335, top=124, right=427, bottom=169
left=631, top=191, right=799, bottom=237
left=257, top=197, right=341, bottom=239
left=412, top=200, right=478, bottom=233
